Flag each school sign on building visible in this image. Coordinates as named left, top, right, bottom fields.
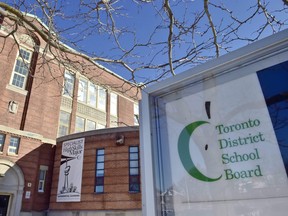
left=140, top=29, right=288, bottom=216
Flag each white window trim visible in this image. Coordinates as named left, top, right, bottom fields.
left=8, top=137, right=20, bottom=155
left=134, top=103, right=139, bottom=126
left=57, top=110, right=71, bottom=137
left=38, top=165, right=48, bottom=193
left=10, top=47, right=33, bottom=90
left=63, top=71, right=75, bottom=98
left=75, top=115, right=104, bottom=132
left=75, top=116, right=86, bottom=133
left=6, top=84, right=28, bottom=95
left=86, top=119, right=96, bottom=131
left=78, top=78, right=88, bottom=103
left=77, top=77, right=107, bottom=111
left=0, top=133, right=5, bottom=152
left=97, top=86, right=107, bottom=111
left=110, top=92, right=118, bottom=117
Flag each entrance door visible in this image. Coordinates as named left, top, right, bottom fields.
left=0, top=195, right=10, bottom=216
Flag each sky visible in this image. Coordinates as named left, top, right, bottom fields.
left=6, top=0, right=288, bottom=84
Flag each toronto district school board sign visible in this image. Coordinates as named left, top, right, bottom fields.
left=178, top=118, right=264, bottom=182
left=162, top=72, right=288, bottom=203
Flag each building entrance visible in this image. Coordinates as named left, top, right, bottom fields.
left=0, top=195, right=10, bottom=216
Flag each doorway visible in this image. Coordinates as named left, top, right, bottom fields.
left=0, top=195, right=10, bottom=216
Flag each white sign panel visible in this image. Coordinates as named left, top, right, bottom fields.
left=57, top=138, right=85, bottom=202
left=162, top=73, right=288, bottom=213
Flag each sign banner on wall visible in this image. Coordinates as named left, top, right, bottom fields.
left=56, top=138, right=85, bottom=202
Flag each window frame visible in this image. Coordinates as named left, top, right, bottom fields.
left=96, top=123, right=106, bottom=129
left=78, top=78, right=88, bottom=103
left=98, top=86, right=107, bottom=111
left=8, top=136, right=20, bottom=155
left=10, top=47, right=32, bottom=89
left=110, top=92, right=118, bottom=116
left=75, top=116, right=85, bottom=133
left=38, top=165, right=48, bottom=193
left=86, top=119, right=96, bottom=131
left=57, top=110, right=71, bottom=137
left=75, top=116, right=100, bottom=133
left=88, top=82, right=97, bottom=107
left=129, top=146, right=140, bottom=193
left=0, top=133, right=6, bottom=152
left=95, top=148, right=105, bottom=193
left=134, top=103, right=139, bottom=125
left=63, top=71, right=75, bottom=97
left=77, top=77, right=107, bottom=111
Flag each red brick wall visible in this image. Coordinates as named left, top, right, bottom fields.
left=23, top=62, right=64, bottom=140
left=118, top=96, right=134, bottom=127
left=0, top=132, right=55, bottom=211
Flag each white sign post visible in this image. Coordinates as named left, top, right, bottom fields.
left=140, top=29, right=288, bottom=216
left=57, top=138, right=85, bottom=202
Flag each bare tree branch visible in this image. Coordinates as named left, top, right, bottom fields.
left=163, top=0, right=175, bottom=76
left=0, top=0, right=287, bottom=88
left=204, top=0, right=219, bottom=57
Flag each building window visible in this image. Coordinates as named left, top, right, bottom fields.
left=97, top=123, right=106, bottom=129
left=10, top=48, right=32, bottom=89
left=75, top=116, right=85, bottom=133
left=98, top=86, right=107, bottom=111
left=63, top=71, right=75, bottom=97
left=8, top=136, right=20, bottom=154
left=134, top=103, right=139, bottom=125
left=86, top=120, right=96, bottom=131
left=77, top=78, right=107, bottom=111
left=88, top=82, right=97, bottom=107
left=95, top=149, right=105, bottom=193
left=129, top=146, right=140, bottom=192
left=110, top=92, right=118, bottom=116
left=78, top=79, right=88, bottom=102
left=75, top=116, right=102, bottom=132
left=58, top=111, right=71, bottom=137
left=0, top=134, right=5, bottom=152
left=38, top=165, right=48, bottom=192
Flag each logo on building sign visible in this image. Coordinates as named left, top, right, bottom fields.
left=178, top=101, right=222, bottom=182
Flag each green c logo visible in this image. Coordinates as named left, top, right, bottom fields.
left=178, top=121, right=222, bottom=182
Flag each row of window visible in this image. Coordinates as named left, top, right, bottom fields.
left=9, top=48, right=117, bottom=114
left=58, top=111, right=106, bottom=137
left=10, top=48, right=139, bottom=120
left=77, top=78, right=110, bottom=112
left=66, top=73, right=110, bottom=112
left=0, top=134, right=20, bottom=154
left=58, top=100, right=139, bottom=137
left=75, top=116, right=105, bottom=133
left=95, top=146, right=140, bottom=193
left=64, top=72, right=120, bottom=117
left=9, top=47, right=139, bottom=138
